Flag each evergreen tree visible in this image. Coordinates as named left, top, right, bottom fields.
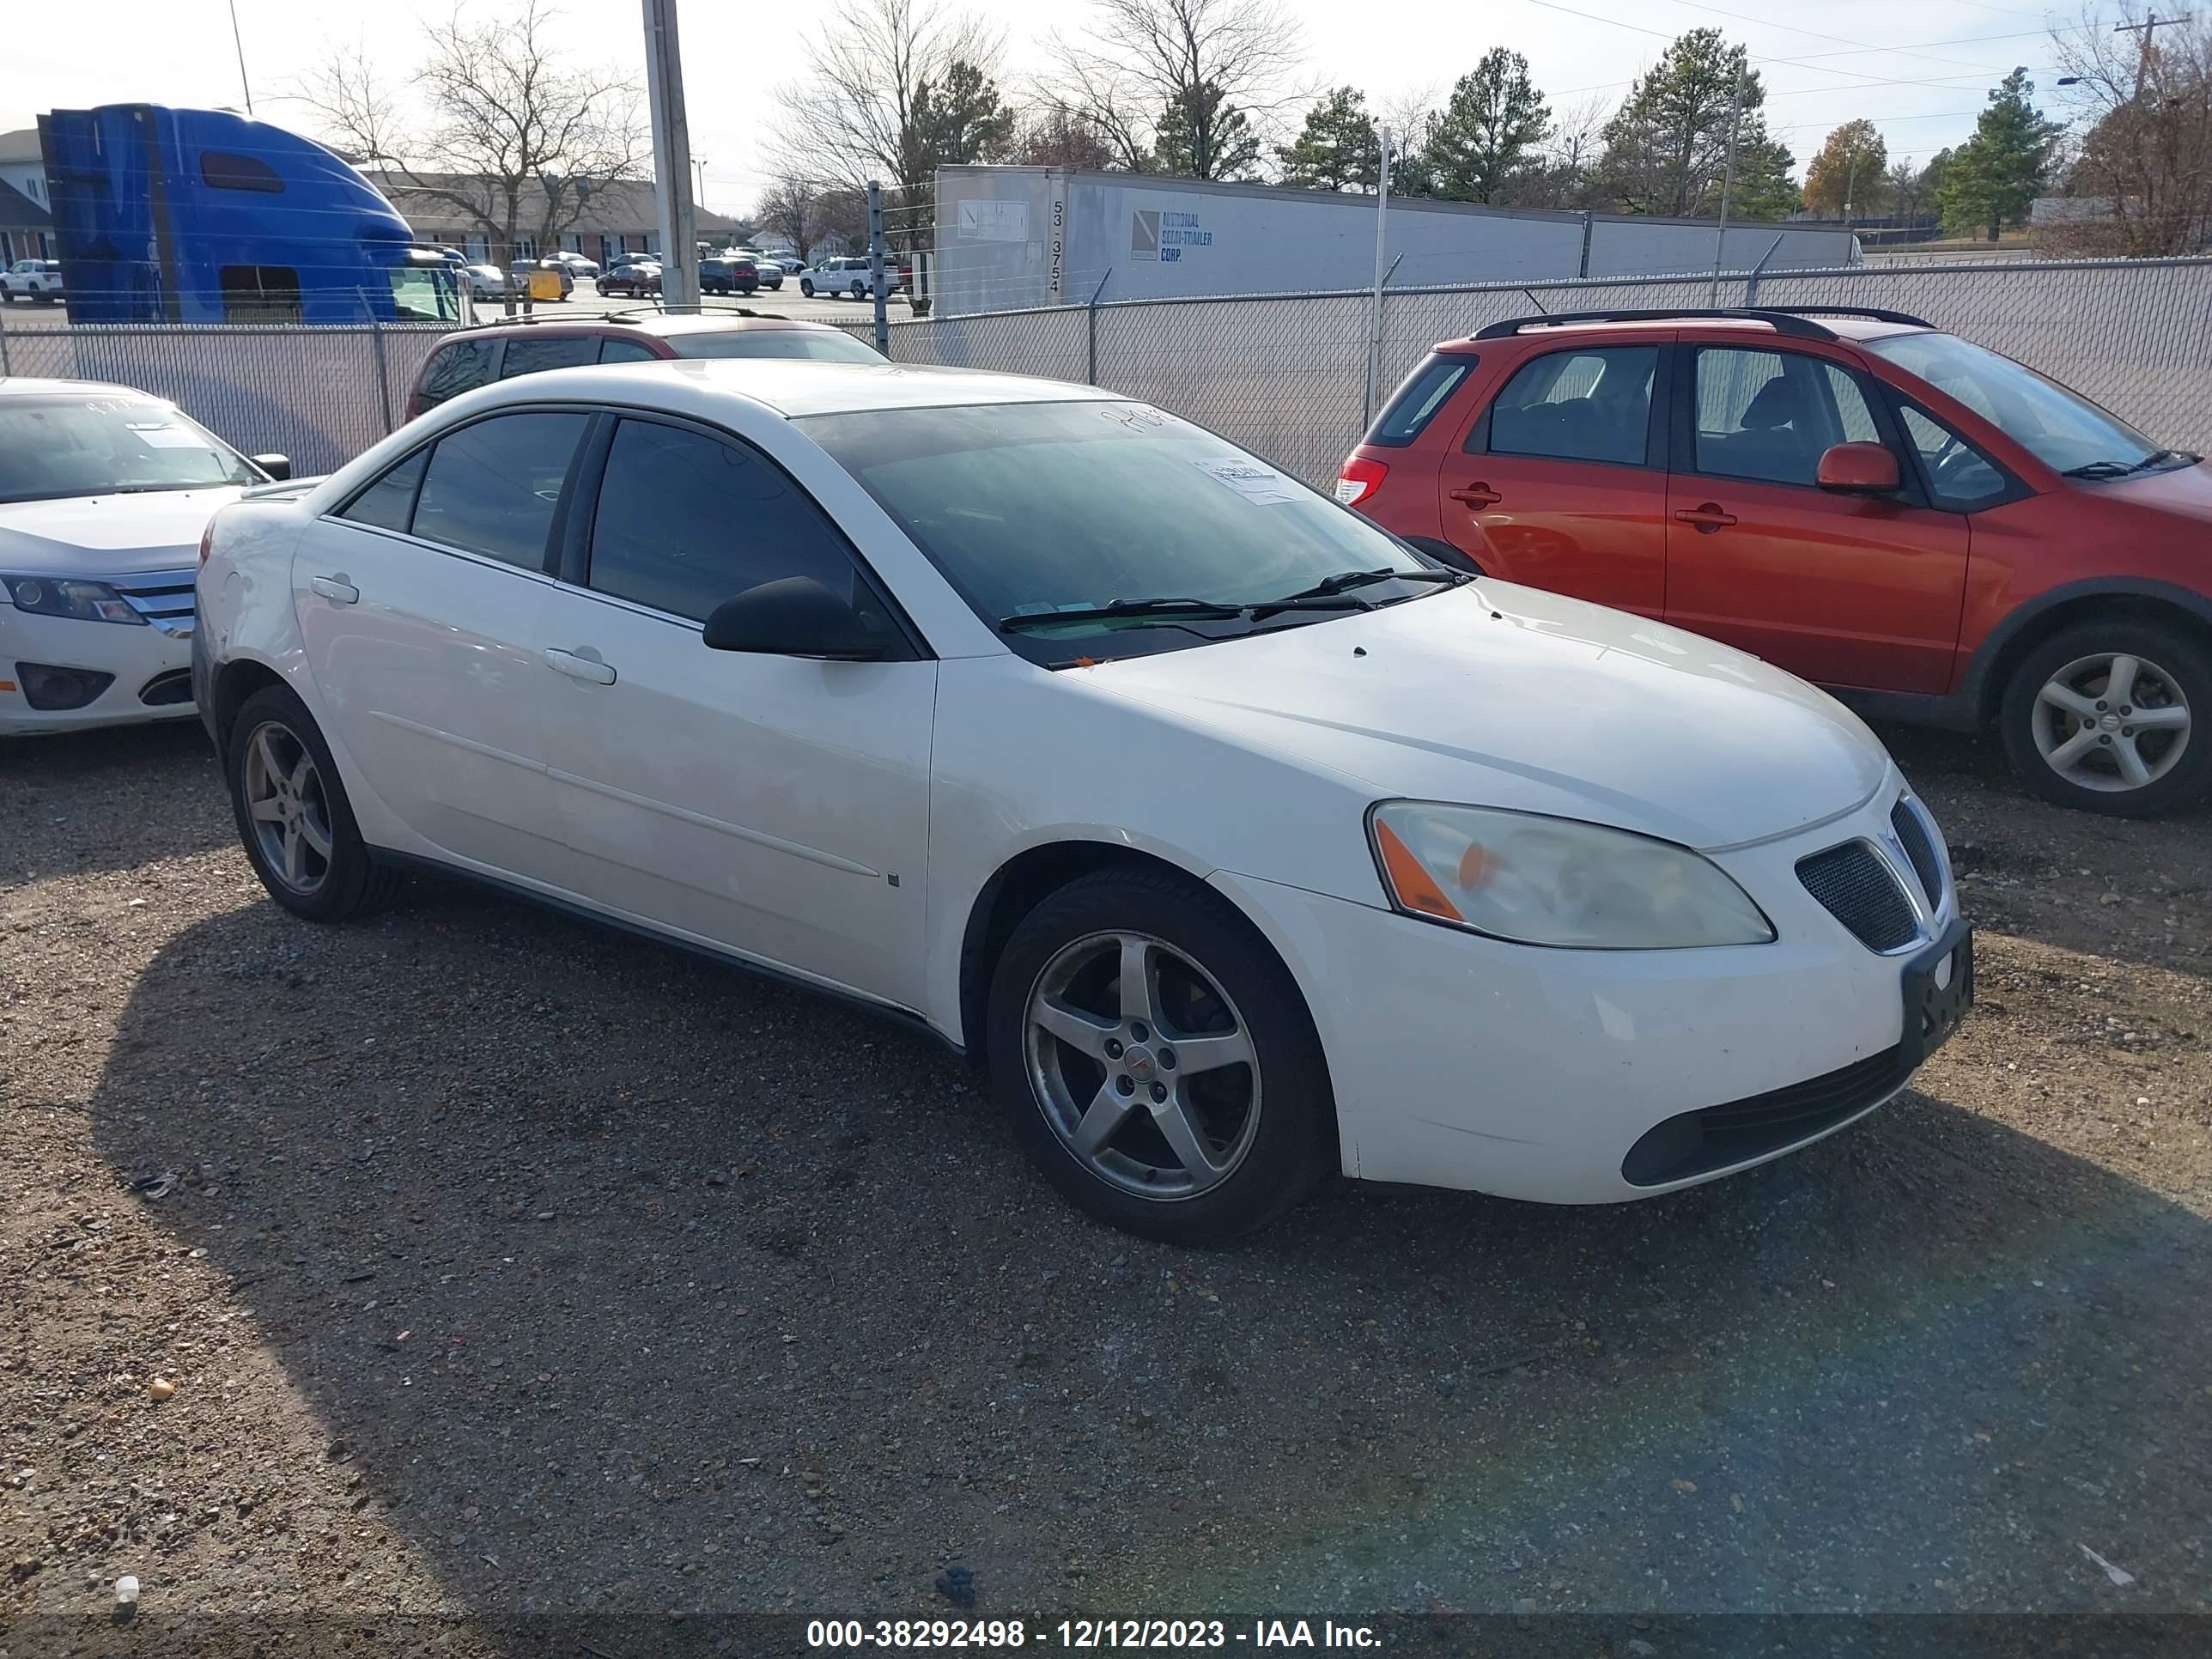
left=1594, top=29, right=1790, bottom=219
left=1425, top=50, right=1551, bottom=204
left=1154, top=80, right=1261, bottom=179
left=1937, top=69, right=2062, bottom=240
left=1275, top=87, right=1383, bottom=191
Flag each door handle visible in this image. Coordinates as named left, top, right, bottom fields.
left=1673, top=503, right=1739, bottom=533
left=543, top=647, right=617, bottom=686
left=1449, top=483, right=1502, bottom=509
left=309, top=574, right=359, bottom=605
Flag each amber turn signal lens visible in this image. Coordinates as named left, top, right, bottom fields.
left=1375, top=819, right=1463, bottom=921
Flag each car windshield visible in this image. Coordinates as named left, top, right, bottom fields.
left=802, top=399, right=1444, bottom=662
left=674, top=331, right=884, bottom=363
left=0, top=394, right=260, bottom=505
left=1869, top=331, right=2174, bottom=477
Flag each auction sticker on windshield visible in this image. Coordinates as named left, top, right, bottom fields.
left=1192, top=457, right=1297, bottom=504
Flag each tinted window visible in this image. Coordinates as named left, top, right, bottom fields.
left=1693, top=348, right=1881, bottom=487
left=1899, top=405, right=2012, bottom=511
left=339, top=448, right=428, bottom=532
left=500, top=336, right=599, bottom=378
left=599, top=338, right=661, bottom=363
left=201, top=151, right=283, bottom=192
left=218, top=265, right=301, bottom=324
left=1482, top=346, right=1656, bottom=465
left=672, top=331, right=884, bottom=363
left=412, top=413, right=587, bottom=568
left=1366, top=354, right=1474, bottom=448
left=418, top=339, right=498, bottom=410
left=586, top=420, right=860, bottom=622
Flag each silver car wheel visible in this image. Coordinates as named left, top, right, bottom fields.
left=1023, top=930, right=1262, bottom=1200
left=242, top=720, right=335, bottom=896
left=2033, top=651, right=2192, bottom=793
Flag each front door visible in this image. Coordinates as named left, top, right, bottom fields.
left=294, top=410, right=592, bottom=880
left=1663, top=343, right=1968, bottom=695
left=535, top=414, right=937, bottom=1011
left=1437, top=342, right=1670, bottom=616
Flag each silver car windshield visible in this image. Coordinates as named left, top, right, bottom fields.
left=0, top=395, right=260, bottom=505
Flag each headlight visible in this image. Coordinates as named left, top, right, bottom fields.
left=1369, top=800, right=1775, bottom=949
left=3, top=574, right=147, bottom=625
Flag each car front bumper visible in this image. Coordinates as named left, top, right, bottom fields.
left=1, top=605, right=198, bottom=736
left=1213, top=781, right=1967, bottom=1203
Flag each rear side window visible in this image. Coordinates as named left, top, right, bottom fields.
left=500, top=336, right=598, bottom=378
left=1364, top=354, right=1474, bottom=448
left=339, top=449, right=428, bottom=532
left=417, top=338, right=498, bottom=410
left=1479, top=346, right=1657, bottom=466
left=599, top=338, right=661, bottom=363
left=411, top=412, right=589, bottom=568
left=586, top=419, right=864, bottom=621
left=201, top=151, right=283, bottom=192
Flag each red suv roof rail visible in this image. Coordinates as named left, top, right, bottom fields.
left=1471, top=306, right=1931, bottom=342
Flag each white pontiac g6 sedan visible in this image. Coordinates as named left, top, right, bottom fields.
left=192, top=359, right=1972, bottom=1242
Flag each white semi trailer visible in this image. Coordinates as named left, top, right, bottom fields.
left=933, top=166, right=1861, bottom=317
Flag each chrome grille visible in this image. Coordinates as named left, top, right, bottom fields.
left=1797, top=842, right=1919, bottom=953
left=112, top=570, right=198, bottom=637
left=1890, top=796, right=1946, bottom=912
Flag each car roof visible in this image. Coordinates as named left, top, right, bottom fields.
left=0, top=376, right=164, bottom=399
left=441, top=312, right=849, bottom=343
left=1450, top=311, right=1936, bottom=349
left=502, top=358, right=1118, bottom=420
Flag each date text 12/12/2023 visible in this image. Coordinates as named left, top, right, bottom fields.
left=806, top=1619, right=1381, bottom=1648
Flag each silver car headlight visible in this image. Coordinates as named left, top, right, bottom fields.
left=1369, top=800, right=1775, bottom=949
left=3, top=574, right=147, bottom=626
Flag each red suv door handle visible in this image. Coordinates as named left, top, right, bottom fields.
left=1674, top=502, right=1739, bottom=532
left=1449, top=483, right=1502, bottom=509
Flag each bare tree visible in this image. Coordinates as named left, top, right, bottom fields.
left=2047, top=5, right=2212, bottom=254
left=755, top=172, right=828, bottom=264
left=779, top=0, right=1012, bottom=213
left=1043, top=0, right=1308, bottom=179
left=300, top=4, right=648, bottom=264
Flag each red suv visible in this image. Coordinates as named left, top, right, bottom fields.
left=1342, top=307, right=2210, bottom=817
left=406, top=310, right=886, bottom=421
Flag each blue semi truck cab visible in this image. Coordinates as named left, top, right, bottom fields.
left=37, top=105, right=460, bottom=325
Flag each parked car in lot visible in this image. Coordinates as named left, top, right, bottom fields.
left=404, top=312, right=886, bottom=417
left=459, top=263, right=510, bottom=302
left=726, top=250, right=783, bottom=290
left=550, top=251, right=601, bottom=279
left=598, top=260, right=662, bottom=298
left=1, top=259, right=64, bottom=302
left=1343, top=306, right=2212, bottom=817
left=799, top=257, right=884, bottom=300
left=196, top=360, right=1969, bottom=1242
left=2, top=379, right=284, bottom=734
left=698, top=257, right=759, bottom=297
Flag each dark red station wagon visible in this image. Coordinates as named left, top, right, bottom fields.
left=1342, top=307, right=2212, bottom=817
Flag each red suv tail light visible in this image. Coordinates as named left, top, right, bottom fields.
left=1335, top=455, right=1388, bottom=507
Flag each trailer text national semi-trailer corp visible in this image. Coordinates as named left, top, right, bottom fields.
left=932, top=167, right=1863, bottom=317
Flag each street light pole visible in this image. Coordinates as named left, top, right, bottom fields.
left=225, top=0, right=255, bottom=117
left=1709, top=53, right=1746, bottom=306
left=641, top=0, right=700, bottom=307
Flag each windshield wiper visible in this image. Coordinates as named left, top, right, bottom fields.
left=1000, top=597, right=1246, bottom=632
left=2130, top=448, right=2198, bottom=473
left=2061, top=460, right=2136, bottom=480
left=1265, top=566, right=1466, bottom=604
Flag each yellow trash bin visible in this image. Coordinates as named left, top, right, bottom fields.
left=526, top=269, right=563, bottom=302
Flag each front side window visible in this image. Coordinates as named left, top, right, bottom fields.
left=1480, top=346, right=1656, bottom=466
left=386, top=265, right=460, bottom=323
left=586, top=420, right=862, bottom=621
left=672, top=330, right=884, bottom=364
left=410, top=412, right=588, bottom=568
left=0, top=394, right=259, bottom=505
left=802, top=399, right=1443, bottom=665
left=500, top=336, right=599, bottom=378
left=1868, top=330, right=2172, bottom=477
left=418, top=338, right=497, bottom=410
left=1692, top=348, right=1881, bottom=487
left=1899, top=405, right=2012, bottom=511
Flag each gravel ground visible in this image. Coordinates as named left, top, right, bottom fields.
left=3, top=718, right=2209, bottom=1650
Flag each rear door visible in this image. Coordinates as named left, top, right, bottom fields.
left=1662, top=342, right=1969, bottom=694
left=1438, top=341, right=1671, bottom=616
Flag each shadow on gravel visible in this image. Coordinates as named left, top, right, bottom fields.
left=0, top=722, right=229, bottom=883
left=85, top=877, right=2212, bottom=1631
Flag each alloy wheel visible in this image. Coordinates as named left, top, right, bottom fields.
left=2033, top=652, right=2192, bottom=793
left=1023, top=931, right=1262, bottom=1200
left=241, top=720, right=336, bottom=895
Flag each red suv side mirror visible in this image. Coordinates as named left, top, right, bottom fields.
left=1816, top=441, right=1901, bottom=495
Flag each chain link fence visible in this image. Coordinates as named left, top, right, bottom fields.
left=9, top=258, right=2212, bottom=487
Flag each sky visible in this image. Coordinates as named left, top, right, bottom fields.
left=0, top=0, right=2106, bottom=215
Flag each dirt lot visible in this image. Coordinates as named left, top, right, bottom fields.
left=3, top=718, right=2209, bottom=1650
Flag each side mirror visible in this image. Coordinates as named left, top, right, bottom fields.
left=1815, top=441, right=1899, bottom=495
left=251, top=453, right=291, bottom=481
left=702, top=576, right=892, bottom=661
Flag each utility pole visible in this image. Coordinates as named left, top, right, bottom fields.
left=691, top=156, right=710, bottom=219
left=226, top=0, right=255, bottom=117
left=1363, top=124, right=1392, bottom=428
left=641, top=0, right=699, bottom=307
left=868, top=180, right=889, bottom=355
left=2116, top=13, right=2191, bottom=87
left=1709, top=55, right=1746, bottom=307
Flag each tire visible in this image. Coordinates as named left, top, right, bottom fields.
left=986, top=866, right=1335, bottom=1244
left=850, top=281, right=868, bottom=300
left=226, top=685, right=399, bottom=921
left=799, top=278, right=815, bottom=297
left=1997, top=618, right=2212, bottom=817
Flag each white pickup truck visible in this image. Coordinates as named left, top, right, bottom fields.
left=1, top=259, right=64, bottom=302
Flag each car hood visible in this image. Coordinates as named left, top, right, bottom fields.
left=0, top=489, right=243, bottom=576
left=2100, top=455, right=2212, bottom=524
left=1083, top=580, right=1891, bottom=850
